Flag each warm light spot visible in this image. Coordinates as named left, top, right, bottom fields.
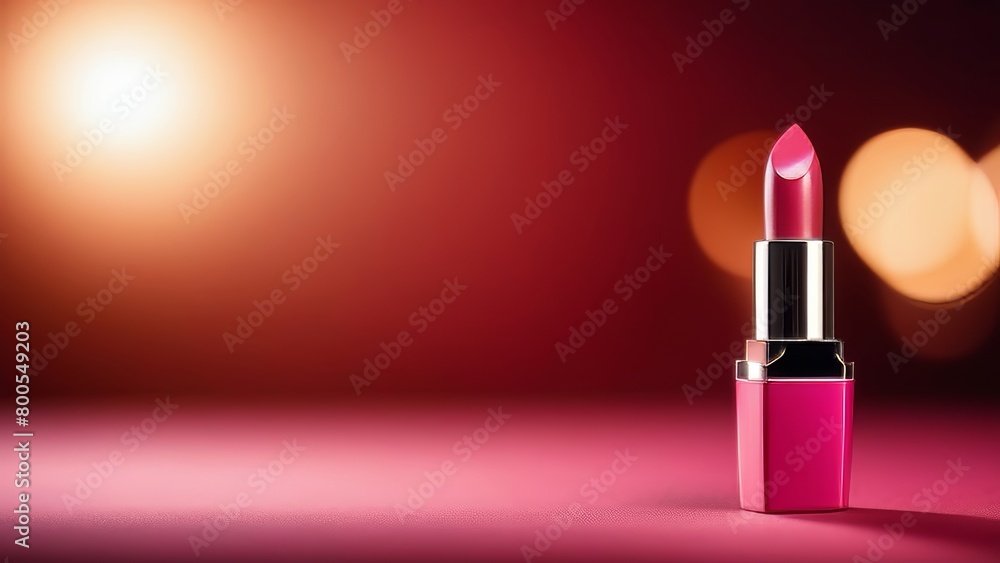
left=77, top=57, right=146, bottom=121
left=968, top=167, right=1000, bottom=280
left=976, top=146, right=1000, bottom=271
left=1, top=1, right=272, bottom=237
left=978, top=144, right=1000, bottom=185
left=688, top=130, right=775, bottom=278
left=72, top=54, right=175, bottom=144
left=840, top=128, right=998, bottom=303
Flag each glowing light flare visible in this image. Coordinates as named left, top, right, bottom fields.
left=839, top=128, right=999, bottom=303
left=688, top=130, right=775, bottom=278
left=968, top=167, right=1000, bottom=274
left=975, top=146, right=1000, bottom=268
left=71, top=55, right=176, bottom=145
left=76, top=56, right=143, bottom=120
left=2, top=1, right=274, bottom=210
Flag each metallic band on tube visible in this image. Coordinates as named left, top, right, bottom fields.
left=753, top=240, right=833, bottom=340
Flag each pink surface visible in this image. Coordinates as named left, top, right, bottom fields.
left=737, top=379, right=853, bottom=512
left=764, top=123, right=824, bottom=240
left=4, top=401, right=999, bottom=562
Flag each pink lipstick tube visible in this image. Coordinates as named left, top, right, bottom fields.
left=736, top=239, right=854, bottom=512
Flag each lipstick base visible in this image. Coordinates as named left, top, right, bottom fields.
left=736, top=378, right=853, bottom=513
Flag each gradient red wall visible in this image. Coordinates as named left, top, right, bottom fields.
left=1, top=0, right=998, bottom=404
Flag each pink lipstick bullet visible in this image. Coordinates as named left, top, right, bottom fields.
left=735, top=124, right=854, bottom=513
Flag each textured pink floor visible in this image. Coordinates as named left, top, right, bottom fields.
left=5, top=401, right=999, bottom=562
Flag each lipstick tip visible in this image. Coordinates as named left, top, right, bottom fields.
left=764, top=124, right=823, bottom=240
left=770, top=124, right=816, bottom=180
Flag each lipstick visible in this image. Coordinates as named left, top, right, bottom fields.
left=735, top=124, right=854, bottom=513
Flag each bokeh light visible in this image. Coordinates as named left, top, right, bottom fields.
left=839, top=128, right=999, bottom=303
left=977, top=144, right=1000, bottom=266
left=978, top=144, right=1000, bottom=186
left=2, top=1, right=261, bottom=204
left=968, top=166, right=1000, bottom=279
left=688, top=130, right=774, bottom=278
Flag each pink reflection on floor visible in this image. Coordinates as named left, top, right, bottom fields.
left=5, top=401, right=999, bottom=561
